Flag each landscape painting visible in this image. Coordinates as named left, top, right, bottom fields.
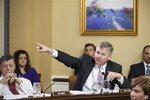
left=81, top=0, right=138, bottom=36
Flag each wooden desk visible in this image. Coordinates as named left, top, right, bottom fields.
left=14, top=92, right=130, bottom=100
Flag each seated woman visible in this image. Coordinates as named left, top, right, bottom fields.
left=13, top=49, right=40, bottom=85
left=130, top=75, right=150, bottom=100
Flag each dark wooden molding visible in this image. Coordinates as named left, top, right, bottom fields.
left=52, top=78, right=69, bottom=82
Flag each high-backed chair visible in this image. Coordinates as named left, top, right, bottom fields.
left=38, top=73, right=41, bottom=81
left=69, top=75, right=77, bottom=90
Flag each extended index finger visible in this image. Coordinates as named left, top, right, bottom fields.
left=34, top=42, right=42, bottom=46
left=34, top=42, right=45, bottom=48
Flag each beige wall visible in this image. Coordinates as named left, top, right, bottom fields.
left=9, top=0, right=52, bottom=90
left=9, top=0, right=150, bottom=90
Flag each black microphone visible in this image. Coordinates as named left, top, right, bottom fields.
left=102, top=72, right=105, bottom=75
left=102, top=72, right=113, bottom=90
left=43, top=80, right=55, bottom=97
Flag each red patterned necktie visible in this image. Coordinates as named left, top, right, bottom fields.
left=97, top=67, right=103, bottom=82
left=8, top=82, right=19, bottom=95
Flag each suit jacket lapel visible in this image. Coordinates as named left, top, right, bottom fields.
left=104, top=62, right=111, bottom=80
left=139, top=62, right=145, bottom=74
left=80, top=59, right=95, bottom=88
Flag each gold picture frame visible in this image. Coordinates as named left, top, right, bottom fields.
left=80, top=0, right=138, bottom=36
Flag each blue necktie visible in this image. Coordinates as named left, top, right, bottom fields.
left=146, top=65, right=150, bottom=74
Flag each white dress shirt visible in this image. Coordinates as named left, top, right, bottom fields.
left=82, top=64, right=106, bottom=91
left=52, top=49, right=58, bottom=57
left=0, top=76, right=33, bottom=96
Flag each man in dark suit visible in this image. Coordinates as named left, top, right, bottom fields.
left=128, top=45, right=150, bottom=83
left=35, top=41, right=130, bottom=91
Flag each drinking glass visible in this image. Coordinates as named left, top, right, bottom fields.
left=101, top=80, right=111, bottom=94
left=91, top=81, right=103, bottom=94
left=33, top=82, right=41, bottom=96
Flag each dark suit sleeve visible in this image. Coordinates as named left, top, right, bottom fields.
left=128, top=62, right=145, bottom=83
left=128, top=65, right=135, bottom=83
left=55, top=50, right=82, bottom=70
left=110, top=76, right=130, bottom=89
left=117, top=66, right=131, bottom=88
left=106, top=61, right=131, bottom=89
left=112, top=75, right=130, bottom=89
left=118, top=68, right=131, bottom=88
left=121, top=77, right=131, bottom=88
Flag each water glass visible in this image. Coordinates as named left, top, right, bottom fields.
left=33, top=82, right=41, bottom=96
left=102, top=80, right=111, bottom=94
left=91, top=81, right=103, bottom=94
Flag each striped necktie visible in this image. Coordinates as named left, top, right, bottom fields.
left=97, top=67, right=103, bottom=82
left=8, top=82, right=19, bottom=95
left=146, top=65, right=150, bottom=74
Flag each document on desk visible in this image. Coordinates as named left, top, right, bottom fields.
left=69, top=90, right=93, bottom=95
left=3, top=93, right=51, bottom=99
left=3, top=95, right=29, bottom=100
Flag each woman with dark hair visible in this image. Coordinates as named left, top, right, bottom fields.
left=13, top=49, right=39, bottom=85
left=131, top=75, right=150, bottom=100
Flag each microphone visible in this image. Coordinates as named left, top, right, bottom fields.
left=102, top=72, right=105, bottom=75
left=102, top=72, right=113, bottom=90
left=43, top=80, right=56, bottom=97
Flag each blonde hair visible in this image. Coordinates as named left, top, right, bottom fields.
left=131, top=75, right=150, bottom=97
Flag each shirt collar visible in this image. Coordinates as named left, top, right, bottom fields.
left=143, top=61, right=150, bottom=67
left=95, top=63, right=107, bottom=73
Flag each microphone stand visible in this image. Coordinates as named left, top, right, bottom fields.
left=43, top=81, right=55, bottom=97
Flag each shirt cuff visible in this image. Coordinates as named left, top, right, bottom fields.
left=117, top=75, right=124, bottom=85
left=51, top=49, right=58, bottom=58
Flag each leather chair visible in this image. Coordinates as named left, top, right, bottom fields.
left=69, top=75, right=77, bottom=90
left=38, top=73, right=41, bottom=81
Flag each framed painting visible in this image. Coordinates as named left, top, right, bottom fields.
left=80, top=0, right=138, bottom=36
